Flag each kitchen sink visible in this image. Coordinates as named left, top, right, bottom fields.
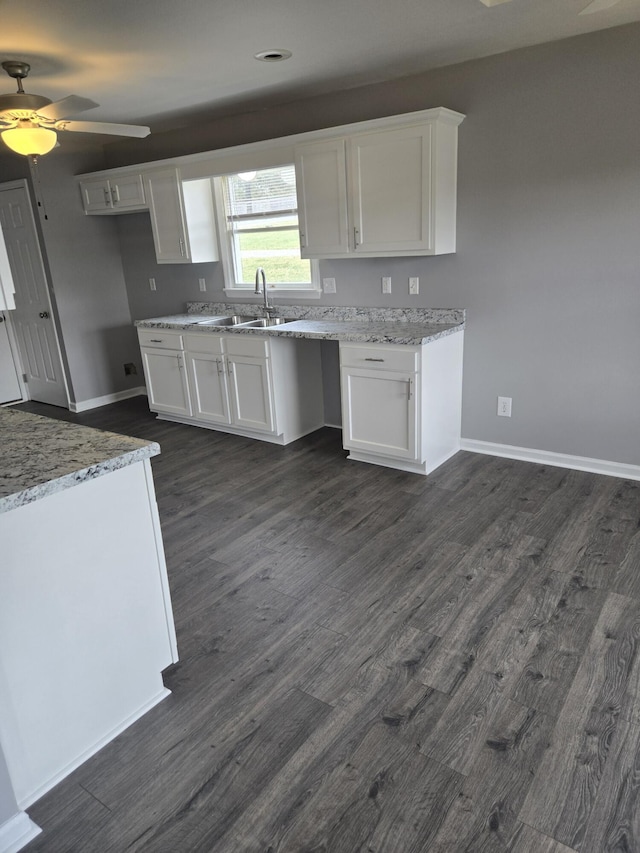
left=194, top=315, right=297, bottom=328
left=195, top=315, right=256, bottom=326
left=243, top=317, right=297, bottom=327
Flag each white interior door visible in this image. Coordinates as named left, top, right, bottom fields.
left=0, top=312, right=22, bottom=404
left=0, top=182, right=68, bottom=407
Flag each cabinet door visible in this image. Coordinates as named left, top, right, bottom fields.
left=110, top=174, right=146, bottom=210
left=295, top=138, right=350, bottom=258
left=341, top=366, right=418, bottom=461
left=227, top=354, right=275, bottom=433
left=141, top=347, right=191, bottom=416
left=144, top=169, right=191, bottom=263
left=348, top=124, right=433, bottom=254
left=79, top=179, right=112, bottom=212
left=185, top=351, right=231, bottom=424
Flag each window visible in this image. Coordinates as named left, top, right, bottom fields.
left=217, top=165, right=319, bottom=295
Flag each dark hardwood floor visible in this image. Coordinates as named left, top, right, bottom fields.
left=16, top=397, right=640, bottom=852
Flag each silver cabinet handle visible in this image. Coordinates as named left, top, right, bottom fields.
left=149, top=338, right=162, bottom=343
left=177, top=354, right=184, bottom=370
left=111, top=186, right=120, bottom=204
left=408, top=378, right=413, bottom=401
left=299, top=230, right=306, bottom=248
left=103, top=187, right=110, bottom=206
left=215, top=357, right=223, bottom=376
left=365, top=357, right=384, bottom=362
left=354, top=226, right=359, bottom=248
left=39, top=311, right=50, bottom=319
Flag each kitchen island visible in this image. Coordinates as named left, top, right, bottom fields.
left=0, top=409, right=177, bottom=827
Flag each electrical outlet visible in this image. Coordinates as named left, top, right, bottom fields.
left=149, top=277, right=156, bottom=291
left=382, top=277, right=392, bottom=294
left=323, top=277, right=336, bottom=293
left=198, top=277, right=207, bottom=292
left=409, top=276, right=419, bottom=295
left=124, top=362, right=137, bottom=376
left=497, top=396, right=512, bottom=417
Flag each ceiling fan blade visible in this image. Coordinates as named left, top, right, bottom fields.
left=579, top=0, right=620, bottom=13
left=37, top=95, right=99, bottom=121
left=58, top=120, right=150, bottom=138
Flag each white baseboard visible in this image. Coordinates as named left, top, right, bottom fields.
left=69, top=386, right=146, bottom=413
left=460, top=438, right=640, bottom=482
left=18, top=687, right=170, bottom=809
left=0, top=812, right=41, bottom=853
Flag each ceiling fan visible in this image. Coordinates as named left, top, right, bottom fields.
left=479, top=0, right=627, bottom=13
left=0, top=60, right=150, bottom=158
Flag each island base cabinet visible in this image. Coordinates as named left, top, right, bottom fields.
left=0, top=460, right=177, bottom=809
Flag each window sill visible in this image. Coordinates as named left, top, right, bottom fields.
left=223, top=287, right=321, bottom=300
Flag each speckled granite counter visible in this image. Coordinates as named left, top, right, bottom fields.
left=0, top=408, right=160, bottom=513
left=135, top=304, right=465, bottom=346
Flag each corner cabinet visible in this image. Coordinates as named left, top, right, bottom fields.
left=143, top=170, right=219, bottom=264
left=295, top=107, right=464, bottom=258
left=138, top=328, right=324, bottom=445
left=340, top=331, right=464, bottom=475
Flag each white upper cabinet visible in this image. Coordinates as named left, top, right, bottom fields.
left=295, top=108, right=464, bottom=258
left=79, top=174, right=146, bottom=214
left=296, top=138, right=351, bottom=257
left=144, top=169, right=219, bottom=265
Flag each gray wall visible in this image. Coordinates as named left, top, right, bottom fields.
left=113, top=22, right=640, bottom=466
left=29, top=149, right=142, bottom=404
left=0, top=740, right=19, bottom=828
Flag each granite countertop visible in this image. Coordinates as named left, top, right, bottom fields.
left=0, top=409, right=160, bottom=513
left=135, top=304, right=466, bottom=346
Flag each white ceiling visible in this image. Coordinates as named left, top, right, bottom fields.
left=0, top=0, right=639, bottom=132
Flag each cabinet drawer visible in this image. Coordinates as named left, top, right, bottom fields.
left=138, top=329, right=184, bottom=350
left=225, top=335, right=269, bottom=359
left=185, top=332, right=224, bottom=355
left=340, top=344, right=419, bottom=372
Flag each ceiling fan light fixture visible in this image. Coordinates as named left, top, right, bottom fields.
left=2, top=125, right=57, bottom=156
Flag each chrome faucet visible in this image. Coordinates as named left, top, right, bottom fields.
left=254, top=267, right=275, bottom=317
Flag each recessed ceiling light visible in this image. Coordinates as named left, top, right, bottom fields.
left=254, top=49, right=292, bottom=62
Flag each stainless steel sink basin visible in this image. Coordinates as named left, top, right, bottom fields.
left=195, top=315, right=256, bottom=326
left=243, top=317, right=297, bottom=327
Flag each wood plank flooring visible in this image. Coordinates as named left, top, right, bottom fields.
left=14, top=397, right=640, bottom=852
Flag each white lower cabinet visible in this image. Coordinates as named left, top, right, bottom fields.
left=341, top=366, right=418, bottom=462
left=339, top=333, right=464, bottom=475
left=138, top=328, right=324, bottom=445
left=138, top=330, right=191, bottom=417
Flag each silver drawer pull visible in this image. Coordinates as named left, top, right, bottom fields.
left=365, top=357, right=384, bottom=362
left=149, top=338, right=163, bottom=342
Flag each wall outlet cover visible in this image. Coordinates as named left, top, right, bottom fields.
left=497, top=396, right=512, bottom=417
left=323, top=277, right=337, bottom=293
left=382, top=277, right=392, bottom=294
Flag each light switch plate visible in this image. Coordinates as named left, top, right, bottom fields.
left=382, top=277, right=392, bottom=294
left=323, top=277, right=336, bottom=293
left=409, top=277, right=419, bottom=295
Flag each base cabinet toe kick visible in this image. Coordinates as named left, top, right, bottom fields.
left=137, top=325, right=464, bottom=475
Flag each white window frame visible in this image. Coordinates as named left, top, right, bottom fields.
left=213, top=174, right=321, bottom=300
